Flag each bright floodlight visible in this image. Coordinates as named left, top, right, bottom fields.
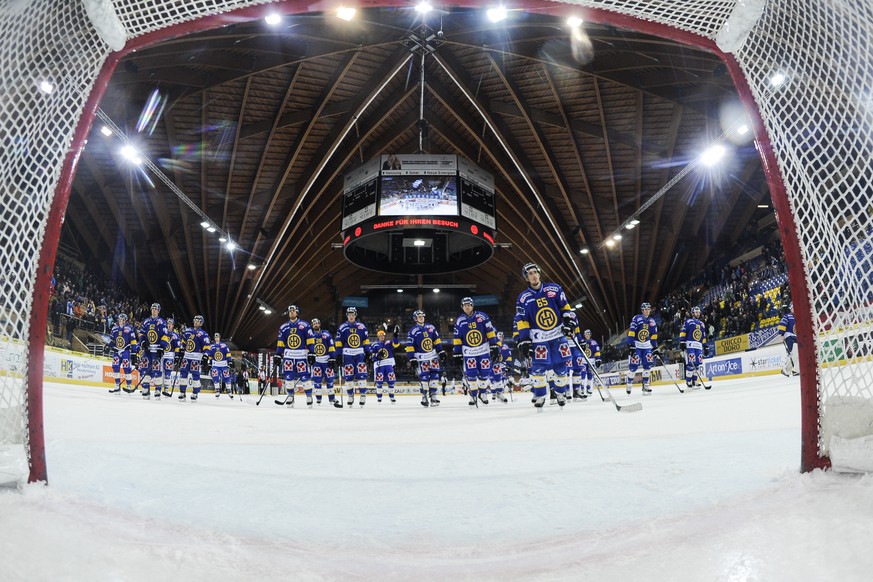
left=120, top=144, right=142, bottom=165
left=567, top=16, right=583, bottom=28
left=264, top=13, right=281, bottom=26
left=700, top=144, right=727, bottom=167
left=207, top=226, right=216, bottom=233
left=226, top=241, right=237, bottom=251
left=625, top=223, right=636, bottom=230
left=397, top=289, right=404, bottom=293
left=38, top=80, right=53, bottom=94
left=100, top=126, right=113, bottom=137
left=770, top=72, right=786, bottom=87
left=580, top=248, right=589, bottom=255
left=413, top=239, right=426, bottom=247
left=613, top=233, right=623, bottom=241
left=337, top=6, right=356, bottom=21
left=575, top=303, right=583, bottom=309
left=415, top=2, right=432, bottom=14
left=433, top=288, right=440, bottom=294
left=218, top=236, right=227, bottom=243
left=630, top=219, right=640, bottom=225
left=259, top=305, right=266, bottom=311
left=264, top=309, right=272, bottom=315
left=487, top=6, right=508, bottom=22
left=605, top=239, right=615, bottom=248
left=247, top=264, right=257, bottom=271
left=200, top=221, right=210, bottom=228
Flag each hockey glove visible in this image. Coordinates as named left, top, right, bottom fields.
left=407, top=359, right=418, bottom=373
left=307, top=353, right=316, bottom=366
left=273, top=355, right=282, bottom=368
left=651, top=347, right=661, bottom=358
left=561, top=314, right=575, bottom=338
left=518, top=339, right=531, bottom=360
left=595, top=358, right=602, bottom=369
left=453, top=352, right=463, bottom=363
left=156, top=347, right=164, bottom=360
left=173, top=352, right=183, bottom=372
left=679, top=341, right=687, bottom=351
left=201, top=355, right=211, bottom=368
left=130, top=352, right=138, bottom=366
left=439, top=350, right=447, bottom=364
left=228, top=359, right=235, bottom=370
left=328, top=357, right=336, bottom=367
left=490, top=344, right=502, bottom=363
left=392, top=324, right=401, bottom=338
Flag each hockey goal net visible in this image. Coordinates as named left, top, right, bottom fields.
left=1, top=0, right=871, bottom=484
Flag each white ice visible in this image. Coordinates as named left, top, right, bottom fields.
left=3, top=376, right=873, bottom=581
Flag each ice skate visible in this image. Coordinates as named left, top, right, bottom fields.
left=108, top=386, right=121, bottom=394
left=359, top=394, right=366, bottom=407
left=642, top=386, right=652, bottom=395
left=178, top=393, right=186, bottom=401
left=556, top=392, right=567, bottom=407
left=429, top=394, right=440, bottom=407
left=420, top=395, right=429, bottom=407
left=347, top=394, right=354, bottom=406
left=495, top=392, right=508, bottom=403
left=306, top=395, right=313, bottom=409
left=142, top=391, right=150, bottom=400
left=191, top=394, right=198, bottom=401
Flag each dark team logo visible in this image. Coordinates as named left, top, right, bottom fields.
left=314, top=343, right=327, bottom=356
left=147, top=329, right=159, bottom=344
left=214, top=352, right=223, bottom=361
left=584, top=347, right=592, bottom=357
left=422, top=337, right=434, bottom=352
left=637, top=328, right=650, bottom=342
left=535, top=307, right=558, bottom=330
left=465, top=329, right=483, bottom=346
left=693, top=328, right=703, bottom=341
left=186, top=338, right=196, bottom=352
left=347, top=334, right=361, bottom=348
left=115, top=336, right=125, bottom=349
left=288, top=334, right=302, bottom=349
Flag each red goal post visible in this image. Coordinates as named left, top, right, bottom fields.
left=1, top=0, right=869, bottom=484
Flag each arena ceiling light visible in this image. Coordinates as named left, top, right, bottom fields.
left=700, top=144, right=727, bottom=167
left=579, top=247, right=589, bottom=254
left=247, top=264, right=258, bottom=271
left=396, top=289, right=404, bottom=293
left=413, top=239, right=426, bottom=247
left=487, top=6, right=508, bottom=22
left=770, top=72, right=787, bottom=87
left=433, top=288, right=440, bottom=294
left=225, top=240, right=237, bottom=251
left=218, top=236, right=227, bottom=243
left=612, top=233, right=623, bottom=241
left=264, top=13, right=281, bottom=26
left=336, top=6, right=356, bottom=21
left=415, top=2, right=433, bottom=14
left=119, top=144, right=142, bottom=165
left=38, top=80, right=53, bottom=94
left=100, top=125, right=113, bottom=137
left=200, top=221, right=210, bottom=229
left=737, top=124, right=749, bottom=135
left=567, top=16, right=583, bottom=28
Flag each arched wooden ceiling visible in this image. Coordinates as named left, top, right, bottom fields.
left=67, top=6, right=771, bottom=348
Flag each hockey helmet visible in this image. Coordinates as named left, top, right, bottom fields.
left=193, top=314, right=204, bottom=324
left=214, top=332, right=221, bottom=340
left=782, top=303, right=792, bottom=315
left=413, top=309, right=426, bottom=321
left=691, top=306, right=701, bottom=317
left=641, top=302, right=652, bottom=311
left=346, top=307, right=357, bottom=316
left=376, top=329, right=386, bottom=338
left=460, top=296, right=474, bottom=308
left=166, top=317, right=174, bottom=325
left=521, top=262, right=541, bottom=279
left=497, top=331, right=504, bottom=340
left=311, top=318, right=321, bottom=327
left=287, top=304, right=300, bottom=314
left=150, top=302, right=161, bottom=312
left=117, top=313, right=128, bottom=322
left=584, top=329, right=592, bottom=338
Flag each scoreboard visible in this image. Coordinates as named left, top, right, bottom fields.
left=341, top=154, right=496, bottom=274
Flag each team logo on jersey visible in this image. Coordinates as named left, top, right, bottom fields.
left=214, top=352, right=223, bottom=361
left=534, top=345, right=548, bottom=359
left=115, top=336, right=125, bottom=349
left=535, top=307, right=558, bottom=330
left=465, top=329, right=483, bottom=346
left=638, top=328, right=650, bottom=342
left=186, top=338, right=196, bottom=352
left=559, top=343, right=571, bottom=357
left=147, top=329, right=159, bottom=344
left=693, top=328, right=703, bottom=341
left=422, top=337, right=434, bottom=352
left=347, top=334, right=361, bottom=348
left=466, top=357, right=477, bottom=369
left=288, top=334, right=302, bottom=349
left=314, top=343, right=327, bottom=356
left=584, top=347, right=591, bottom=357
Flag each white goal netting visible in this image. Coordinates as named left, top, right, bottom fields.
left=0, top=0, right=870, bottom=483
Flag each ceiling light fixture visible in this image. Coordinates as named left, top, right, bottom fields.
left=567, top=16, right=583, bottom=28
left=337, top=6, right=356, bottom=21
left=487, top=6, right=508, bottom=22
left=700, top=144, right=727, bottom=167
left=580, top=248, right=589, bottom=255
left=100, top=126, right=112, bottom=137
left=433, top=288, right=440, bottom=293
left=264, top=13, right=281, bottom=26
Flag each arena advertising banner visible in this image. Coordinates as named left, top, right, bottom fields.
left=43, top=347, right=133, bottom=385
left=715, top=334, right=749, bottom=355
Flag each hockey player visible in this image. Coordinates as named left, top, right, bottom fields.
left=107, top=313, right=137, bottom=393
left=679, top=306, right=707, bottom=389
left=138, top=303, right=169, bottom=399
left=626, top=302, right=659, bottom=395
left=514, top=262, right=575, bottom=410
left=568, top=325, right=587, bottom=401
left=579, top=329, right=601, bottom=396
left=207, top=332, right=234, bottom=397
left=453, top=297, right=499, bottom=407
left=307, top=318, right=338, bottom=407
left=372, top=326, right=401, bottom=404
left=159, top=318, right=182, bottom=397
left=335, top=307, right=371, bottom=407
left=275, top=305, right=312, bottom=407
left=178, top=315, right=210, bottom=401
left=778, top=302, right=798, bottom=376
left=489, top=331, right=511, bottom=403
left=406, top=309, right=447, bottom=407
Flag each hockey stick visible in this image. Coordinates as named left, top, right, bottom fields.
left=654, top=353, right=684, bottom=393
left=255, top=363, right=275, bottom=406
left=570, top=336, right=641, bottom=413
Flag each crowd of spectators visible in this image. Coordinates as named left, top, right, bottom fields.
left=48, top=256, right=148, bottom=347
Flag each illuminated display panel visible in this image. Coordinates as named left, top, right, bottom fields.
left=342, top=178, right=378, bottom=230
left=378, top=175, right=458, bottom=217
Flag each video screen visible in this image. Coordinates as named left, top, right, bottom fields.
left=378, top=175, right=459, bottom=217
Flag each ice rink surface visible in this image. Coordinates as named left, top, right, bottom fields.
left=3, top=375, right=873, bottom=581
